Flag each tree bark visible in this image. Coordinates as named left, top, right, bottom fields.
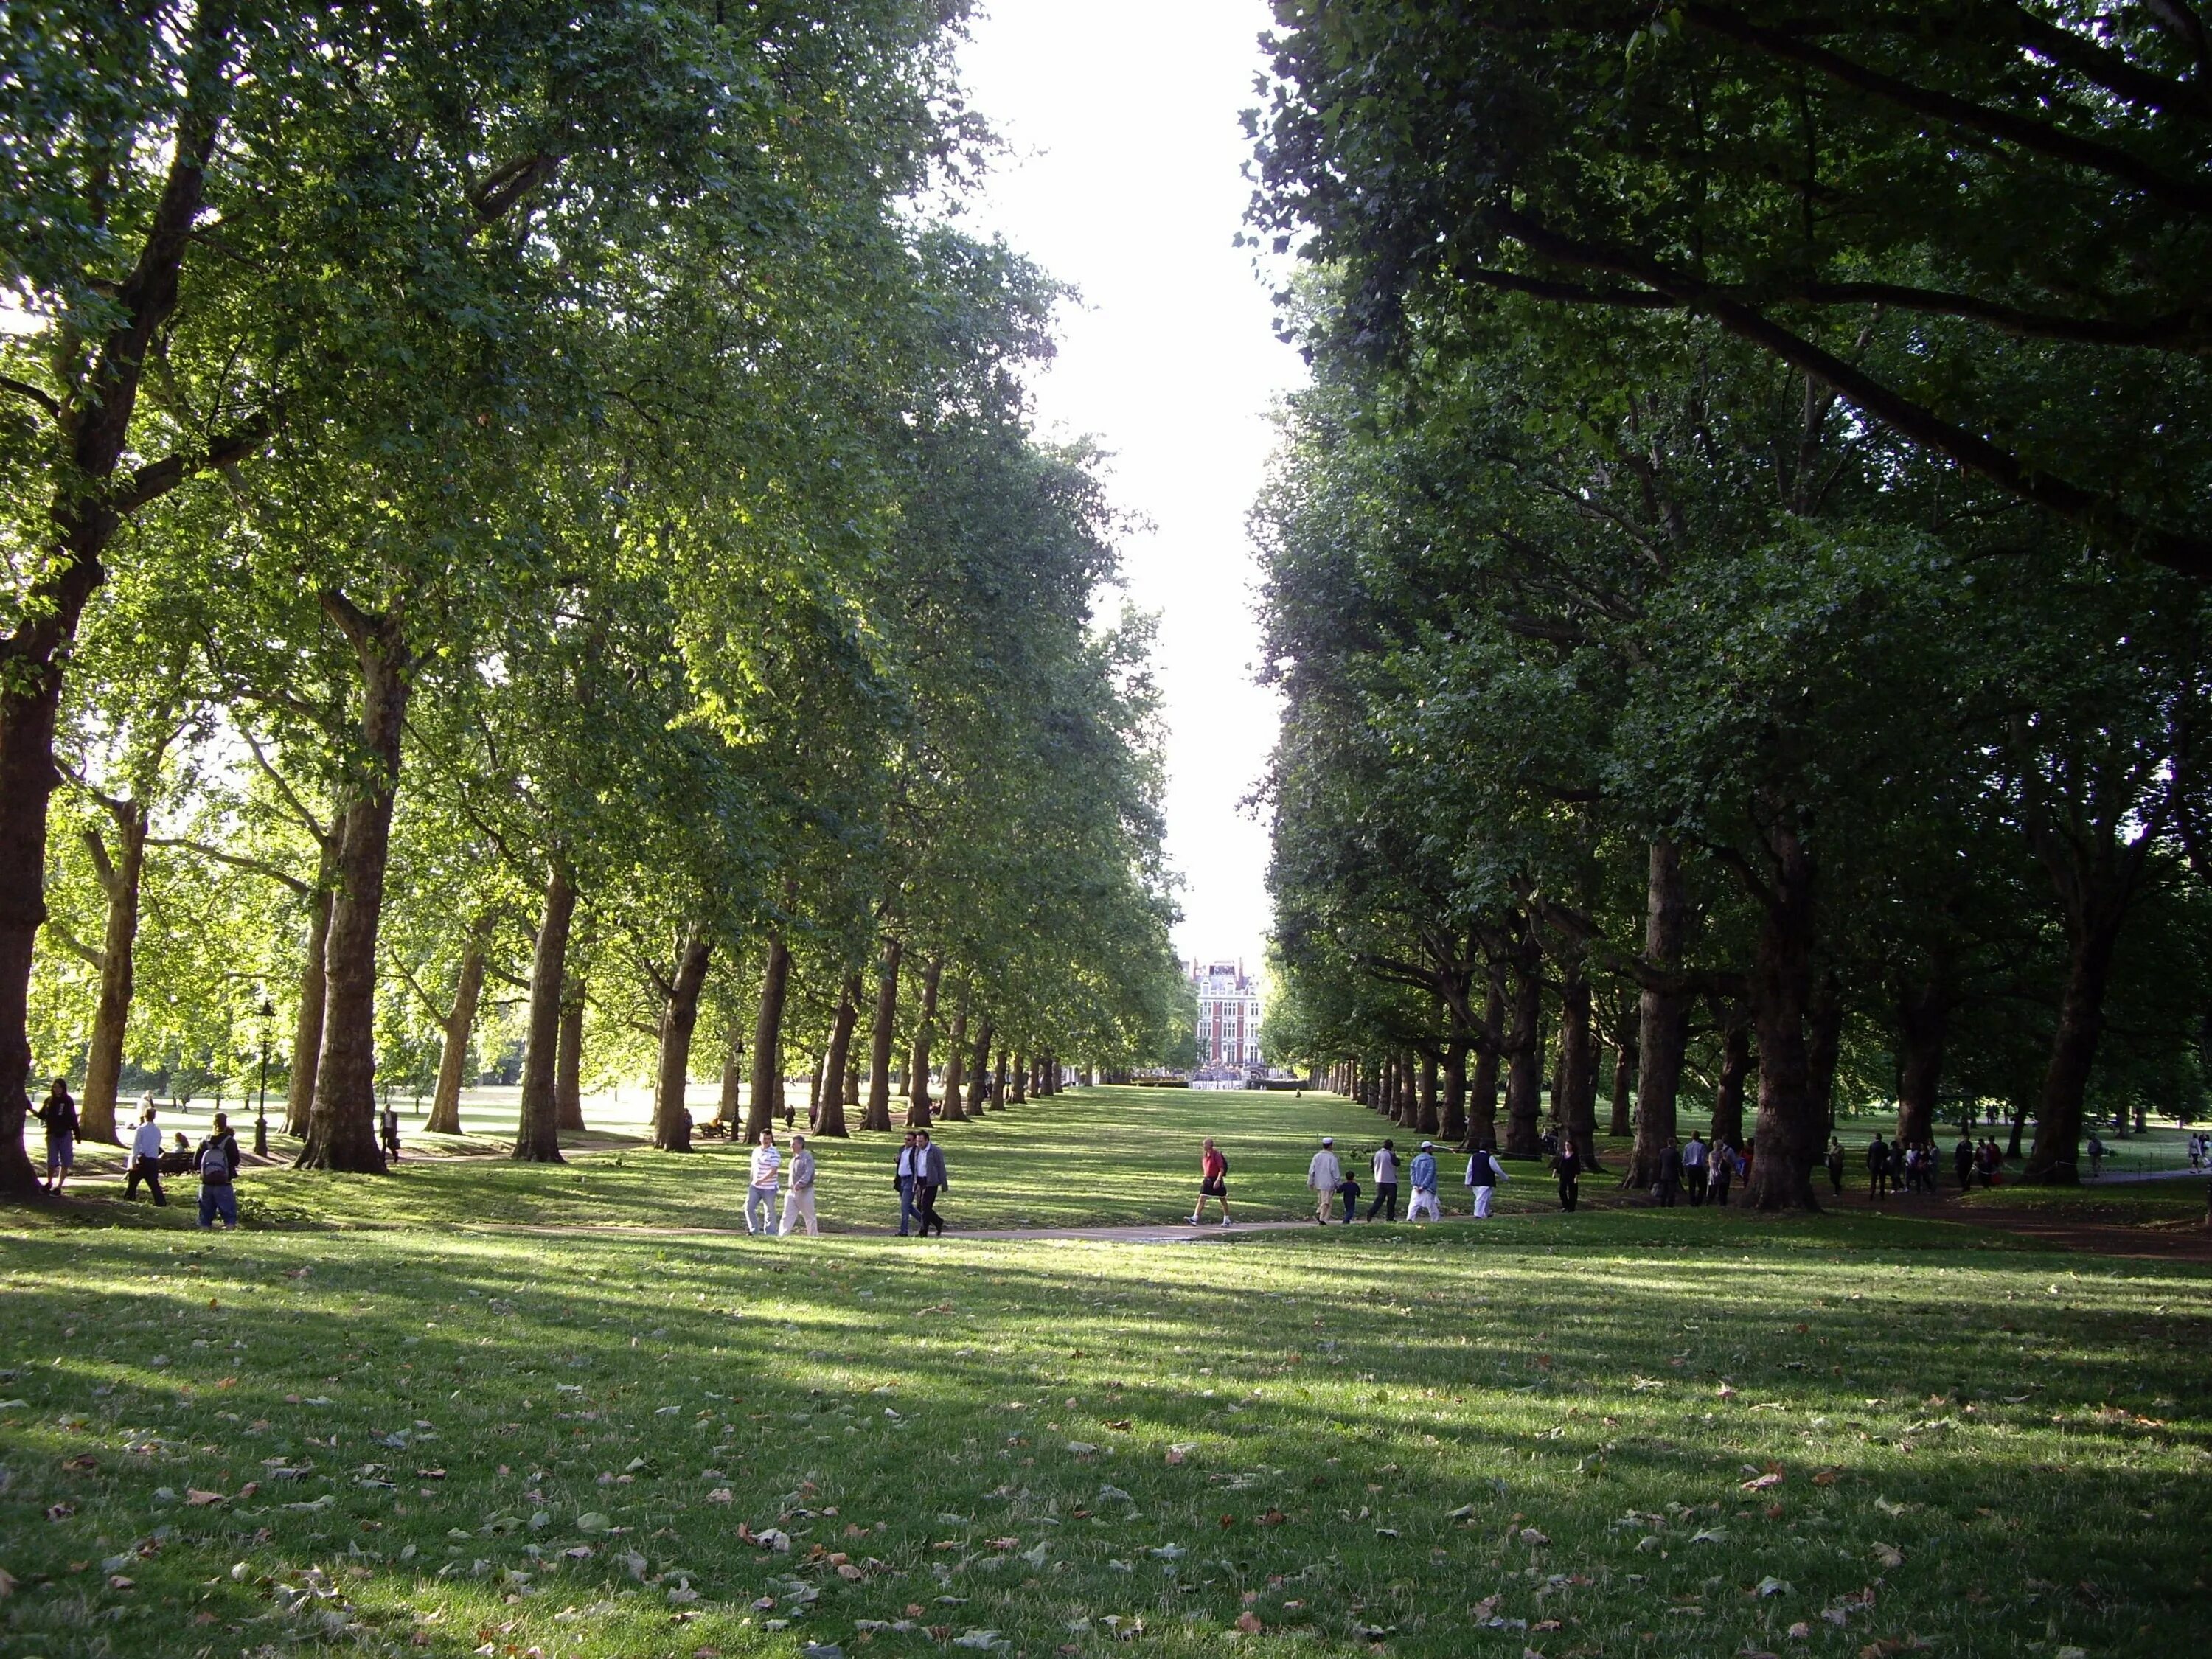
left=1012, top=1051, right=1029, bottom=1104
left=511, top=860, right=575, bottom=1164
left=1558, top=963, right=1601, bottom=1168
left=715, top=1002, right=746, bottom=1128
left=813, top=975, right=860, bottom=1138
left=863, top=936, right=902, bottom=1132
left=905, top=956, right=942, bottom=1127
left=0, top=100, right=226, bottom=1200
left=991, top=1046, right=1009, bottom=1110
left=2024, top=912, right=2126, bottom=1183
left=1416, top=1048, right=1440, bottom=1133
left=1502, top=959, right=1544, bottom=1157
left=967, top=1017, right=993, bottom=1113
left=77, top=804, right=149, bottom=1145
left=1467, top=973, right=1503, bottom=1148
left=555, top=981, right=585, bottom=1132
left=1807, top=969, right=1843, bottom=1135
left=285, top=838, right=339, bottom=1135
left=1439, top=1041, right=1467, bottom=1141
left=939, top=989, right=969, bottom=1121
left=1894, top=975, right=1948, bottom=1144
left=298, top=598, right=411, bottom=1174
left=654, top=930, right=712, bottom=1150
left=1607, top=1032, right=1637, bottom=1138
left=745, top=931, right=793, bottom=1143
left=1629, top=840, right=1691, bottom=1187
left=1711, top=1012, right=1752, bottom=1147
left=1742, top=810, right=1820, bottom=1210
left=424, top=935, right=487, bottom=1135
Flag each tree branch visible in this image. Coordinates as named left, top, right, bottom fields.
left=145, top=836, right=312, bottom=897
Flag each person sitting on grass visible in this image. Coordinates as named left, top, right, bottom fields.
left=745, top=1130, right=782, bottom=1236
left=1190, top=1138, right=1231, bottom=1227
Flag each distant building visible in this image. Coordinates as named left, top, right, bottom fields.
left=1190, top=959, right=1262, bottom=1071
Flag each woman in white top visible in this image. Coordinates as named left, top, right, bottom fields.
left=745, top=1130, right=782, bottom=1235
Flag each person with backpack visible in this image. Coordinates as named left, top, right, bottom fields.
left=1190, top=1138, right=1231, bottom=1226
left=36, top=1077, right=77, bottom=1195
left=1465, top=1143, right=1503, bottom=1218
left=195, top=1112, right=241, bottom=1230
left=1366, top=1138, right=1400, bottom=1221
left=1406, top=1141, right=1441, bottom=1221
left=1306, top=1136, right=1343, bottom=1226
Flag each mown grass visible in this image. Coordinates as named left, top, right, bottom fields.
left=2, top=1096, right=2208, bottom=1659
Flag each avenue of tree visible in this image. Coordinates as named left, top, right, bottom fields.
left=0, top=1, right=1186, bottom=1195
left=1248, top=1, right=2212, bottom=1205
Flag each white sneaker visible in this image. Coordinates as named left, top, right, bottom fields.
left=1189, top=1214, right=1203, bottom=1225
left=1219, top=1217, right=1232, bottom=1227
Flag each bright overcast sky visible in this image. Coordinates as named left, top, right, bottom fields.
left=956, top=0, right=1301, bottom=982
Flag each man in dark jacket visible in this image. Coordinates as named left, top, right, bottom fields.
left=196, top=1112, right=242, bottom=1230
left=915, top=1131, right=949, bottom=1237
left=37, top=1077, right=77, bottom=1195
left=1655, top=1138, right=1682, bottom=1207
left=1953, top=1133, right=1976, bottom=1192
left=1868, top=1134, right=1891, bottom=1199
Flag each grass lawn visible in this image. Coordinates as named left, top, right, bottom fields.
left=3, top=1089, right=2208, bottom=1659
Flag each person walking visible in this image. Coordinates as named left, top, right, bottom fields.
left=1954, top=1132, right=1976, bottom=1192
left=195, top=1112, right=241, bottom=1230
left=1825, top=1136, right=1846, bottom=1197
left=1552, top=1138, right=1582, bottom=1211
left=914, top=1130, right=948, bottom=1236
left=1307, top=1136, right=1343, bottom=1226
left=1406, top=1141, right=1441, bottom=1221
left=380, top=1102, right=403, bottom=1161
left=1655, top=1137, right=1682, bottom=1207
left=1190, top=1138, right=1231, bottom=1226
left=2086, top=1131, right=2106, bottom=1179
left=1867, top=1133, right=1891, bottom=1199
left=745, top=1130, right=782, bottom=1235
left=1707, top=1139, right=1733, bottom=1206
left=894, top=1131, right=922, bottom=1235
left=1681, top=1132, right=1708, bottom=1205
left=1366, top=1138, right=1400, bottom=1222
left=36, top=1077, right=77, bottom=1195
left=1465, top=1143, right=1503, bottom=1218
left=124, top=1103, right=167, bottom=1206
left=779, top=1133, right=818, bottom=1236
left=1977, top=1137, right=2000, bottom=1188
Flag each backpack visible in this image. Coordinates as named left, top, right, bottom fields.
left=199, top=1140, right=232, bottom=1186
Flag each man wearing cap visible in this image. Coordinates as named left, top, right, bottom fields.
left=1306, top=1135, right=1343, bottom=1226
left=1406, top=1140, right=1441, bottom=1221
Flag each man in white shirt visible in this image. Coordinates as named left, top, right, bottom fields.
left=1306, top=1135, right=1343, bottom=1226
left=1681, top=1133, right=1708, bottom=1206
left=745, top=1130, right=782, bottom=1235
left=1367, top=1138, right=1400, bottom=1222
left=124, top=1105, right=169, bottom=1206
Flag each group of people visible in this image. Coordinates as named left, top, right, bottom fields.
left=1296, top=1135, right=1527, bottom=1222
left=1857, top=1131, right=2007, bottom=1197
left=1649, top=1132, right=1747, bottom=1206
left=2189, top=1130, right=2209, bottom=1171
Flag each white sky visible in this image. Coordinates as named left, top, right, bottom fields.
left=956, top=0, right=1300, bottom=981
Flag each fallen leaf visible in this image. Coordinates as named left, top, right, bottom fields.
left=1871, top=1542, right=1905, bottom=1569
left=1234, top=1612, right=1264, bottom=1634
left=184, top=1489, right=226, bottom=1507
left=1518, top=1527, right=1549, bottom=1545
left=1787, top=1621, right=1812, bottom=1639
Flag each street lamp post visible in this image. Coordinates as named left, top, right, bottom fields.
left=254, top=999, right=274, bottom=1158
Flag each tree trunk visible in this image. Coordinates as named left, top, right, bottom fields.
left=284, top=838, right=339, bottom=1136
left=1012, top=1051, right=1029, bottom=1103
left=1895, top=976, right=1948, bottom=1144
left=1439, top=1042, right=1467, bottom=1141
left=0, top=109, right=223, bottom=1200
left=555, top=981, right=585, bottom=1132
left=511, top=860, right=576, bottom=1164
left=425, top=937, right=486, bottom=1135
left=1742, top=811, right=1820, bottom=1210
left=1629, top=839, right=1691, bottom=1187
left=967, top=1017, right=993, bottom=1113
left=863, top=936, right=902, bottom=1132
left=2023, top=911, right=2126, bottom=1183
left=299, top=601, right=411, bottom=1174
left=1502, top=960, right=1544, bottom=1157
left=77, top=804, right=149, bottom=1144
left=1807, top=969, right=1843, bottom=1134
left=1416, top=1048, right=1439, bottom=1133
left=1608, top=1032, right=1637, bottom=1138
left=1467, top=973, right=1503, bottom=1148
left=905, top=956, right=942, bottom=1127
left=654, top=930, right=712, bottom=1150
left=1559, top=964, right=1601, bottom=1168
left=814, top=975, right=860, bottom=1138
left=745, top=931, right=792, bottom=1143
left=939, top=990, right=969, bottom=1121
left=1711, top=1013, right=1751, bottom=1147
left=715, top=1002, right=745, bottom=1128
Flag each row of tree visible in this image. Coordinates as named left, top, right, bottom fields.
left=0, top=1, right=1184, bottom=1193
left=1247, top=1, right=2212, bottom=1206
